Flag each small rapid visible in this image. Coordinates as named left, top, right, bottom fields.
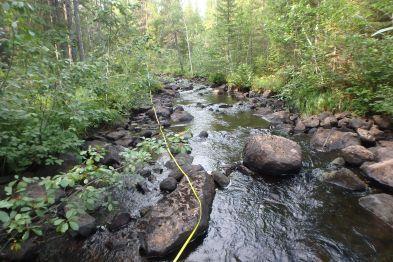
left=172, top=83, right=393, bottom=261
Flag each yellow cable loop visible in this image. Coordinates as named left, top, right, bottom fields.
left=149, top=90, right=203, bottom=262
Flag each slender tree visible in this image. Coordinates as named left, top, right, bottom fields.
left=65, top=0, right=77, bottom=61
left=73, top=0, right=85, bottom=61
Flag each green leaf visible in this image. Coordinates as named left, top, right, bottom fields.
left=53, top=218, right=64, bottom=226
left=22, top=231, right=29, bottom=241
left=60, top=222, right=69, bottom=233
left=65, top=210, right=76, bottom=219
left=0, top=211, right=10, bottom=224
left=59, top=179, right=69, bottom=188
left=0, top=200, right=13, bottom=209
left=32, top=228, right=43, bottom=236
left=69, top=221, right=79, bottom=231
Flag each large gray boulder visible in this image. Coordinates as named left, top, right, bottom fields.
left=243, top=135, right=302, bottom=175
left=310, top=128, right=361, bottom=152
left=170, top=111, right=194, bottom=123
left=359, top=194, right=393, bottom=228
left=362, top=159, right=393, bottom=190
left=138, top=169, right=215, bottom=258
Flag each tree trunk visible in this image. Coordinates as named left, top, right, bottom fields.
left=73, top=0, right=85, bottom=61
left=183, top=17, right=193, bottom=76
left=174, top=31, right=184, bottom=73
left=65, top=0, right=77, bottom=61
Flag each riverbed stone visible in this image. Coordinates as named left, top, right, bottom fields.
left=356, top=128, right=376, bottom=144
left=170, top=110, right=194, bottom=123
left=243, top=135, right=302, bottom=176
left=264, top=110, right=290, bottom=124
left=362, top=159, right=393, bottom=189
left=294, top=120, right=306, bottom=132
left=105, top=130, right=128, bottom=141
left=369, top=125, right=384, bottom=140
left=303, top=116, right=320, bottom=128
left=321, top=116, right=338, bottom=128
left=372, top=142, right=393, bottom=162
left=70, top=212, right=96, bottom=237
left=159, top=177, right=177, bottom=192
left=349, top=118, right=373, bottom=130
left=115, top=137, right=135, bottom=147
left=147, top=105, right=171, bottom=120
left=164, top=153, right=193, bottom=170
left=337, top=117, right=350, bottom=128
left=324, top=168, right=367, bottom=191
left=108, top=212, right=133, bottom=232
left=198, top=131, right=209, bottom=138
left=138, top=169, right=215, bottom=258
left=310, top=128, right=361, bottom=152
left=359, top=194, right=393, bottom=228
left=341, top=145, right=374, bottom=166
left=372, top=115, right=392, bottom=130
left=211, top=171, right=230, bottom=188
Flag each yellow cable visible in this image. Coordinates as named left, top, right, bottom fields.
left=149, top=91, right=202, bottom=262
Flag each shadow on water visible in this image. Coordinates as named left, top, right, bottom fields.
left=171, top=85, right=393, bottom=261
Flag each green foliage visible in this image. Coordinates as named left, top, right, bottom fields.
left=252, top=73, right=285, bottom=92
left=0, top=147, right=120, bottom=251
left=0, top=0, right=157, bottom=175
left=208, top=72, right=226, bottom=85
left=227, top=64, right=254, bottom=91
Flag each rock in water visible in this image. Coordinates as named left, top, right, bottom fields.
left=362, top=159, right=393, bottom=190
left=324, top=168, right=367, bottom=191
left=108, top=212, right=132, bottom=232
left=359, top=194, right=393, bottom=228
left=341, top=145, right=374, bottom=166
left=138, top=169, right=215, bottom=258
left=243, top=135, right=302, bottom=176
left=310, top=128, right=360, bottom=152
left=211, top=171, right=230, bottom=188
left=170, top=111, right=194, bottom=123
left=198, top=131, right=209, bottom=138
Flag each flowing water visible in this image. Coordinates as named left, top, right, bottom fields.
left=171, top=84, right=393, bottom=261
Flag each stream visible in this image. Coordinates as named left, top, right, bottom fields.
left=31, top=79, right=393, bottom=262
left=169, top=82, right=393, bottom=261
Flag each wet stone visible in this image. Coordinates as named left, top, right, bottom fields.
left=341, top=145, right=374, bottom=166
left=362, top=159, right=393, bottom=190
left=159, top=177, right=177, bottom=192
left=324, top=168, right=367, bottom=191
left=243, top=135, right=302, bottom=176
left=211, top=171, right=230, bottom=188
left=359, top=194, right=393, bottom=228
left=311, top=128, right=360, bottom=152
left=108, top=212, right=133, bottom=232
left=199, top=131, right=209, bottom=138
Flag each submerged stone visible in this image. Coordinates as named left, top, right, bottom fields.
left=359, top=194, right=393, bottom=228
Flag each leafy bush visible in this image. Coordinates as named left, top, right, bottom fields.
left=227, top=64, right=254, bottom=91
left=0, top=147, right=120, bottom=251
left=208, top=72, right=226, bottom=85
left=252, top=72, right=285, bottom=92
